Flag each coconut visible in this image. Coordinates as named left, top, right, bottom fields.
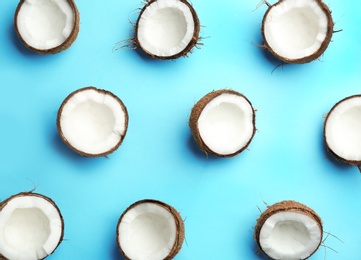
left=0, top=192, right=64, bottom=260
left=189, top=89, right=256, bottom=157
left=116, top=199, right=184, bottom=260
left=324, top=95, right=361, bottom=171
left=133, top=0, right=200, bottom=59
left=57, top=86, right=129, bottom=157
left=14, top=0, right=80, bottom=54
left=261, top=0, right=334, bottom=63
left=255, top=200, right=323, bottom=260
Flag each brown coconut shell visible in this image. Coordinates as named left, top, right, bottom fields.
left=323, top=94, right=361, bottom=168
left=254, top=200, right=323, bottom=259
left=261, top=0, right=334, bottom=64
left=57, top=86, right=129, bottom=157
left=14, top=0, right=80, bottom=54
left=116, top=199, right=185, bottom=260
left=0, top=192, right=64, bottom=260
left=134, top=0, right=200, bottom=60
left=189, top=89, right=256, bottom=158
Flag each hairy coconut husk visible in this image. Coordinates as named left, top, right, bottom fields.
left=14, top=0, right=80, bottom=54
left=134, top=0, right=200, bottom=60
left=189, top=89, right=256, bottom=157
left=324, top=94, right=361, bottom=168
left=0, top=192, right=64, bottom=260
left=254, top=200, right=323, bottom=259
left=261, top=0, right=334, bottom=64
left=56, top=86, right=129, bottom=157
left=116, top=199, right=185, bottom=260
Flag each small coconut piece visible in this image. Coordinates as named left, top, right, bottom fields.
left=133, top=0, right=200, bottom=59
left=261, top=0, right=334, bottom=63
left=57, top=86, right=129, bottom=157
left=189, top=89, right=256, bottom=157
left=0, top=192, right=64, bottom=260
left=14, top=0, right=80, bottom=54
left=255, top=200, right=323, bottom=260
left=324, top=95, right=361, bottom=171
left=116, top=199, right=184, bottom=260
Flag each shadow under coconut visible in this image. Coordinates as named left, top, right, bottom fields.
left=112, top=242, right=126, bottom=260
left=187, top=134, right=222, bottom=162
left=133, top=46, right=185, bottom=65
left=252, top=31, right=284, bottom=70
left=8, top=23, right=39, bottom=58
left=52, top=132, right=108, bottom=166
left=318, top=127, right=355, bottom=173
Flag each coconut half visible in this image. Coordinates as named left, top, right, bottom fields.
left=57, top=87, right=129, bottom=157
left=0, top=192, right=64, bottom=260
left=14, top=0, right=80, bottom=54
left=261, top=0, right=334, bottom=63
left=324, top=95, right=361, bottom=170
left=255, top=200, right=323, bottom=260
left=134, top=0, right=200, bottom=59
left=116, top=199, right=184, bottom=260
left=189, top=89, right=256, bottom=157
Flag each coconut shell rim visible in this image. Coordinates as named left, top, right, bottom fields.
left=56, top=86, right=129, bottom=157
left=261, top=0, right=334, bottom=64
left=254, top=200, right=323, bottom=260
left=134, top=0, right=201, bottom=60
left=14, top=0, right=80, bottom=54
left=189, top=89, right=256, bottom=158
left=116, top=199, right=185, bottom=260
left=0, top=192, right=64, bottom=259
left=323, top=94, right=361, bottom=166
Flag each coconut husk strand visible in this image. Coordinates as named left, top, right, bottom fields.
left=57, top=86, right=129, bottom=157
left=324, top=95, right=361, bottom=172
left=132, top=0, right=201, bottom=59
left=0, top=192, right=64, bottom=260
left=189, top=89, right=256, bottom=157
left=14, top=0, right=80, bottom=54
left=255, top=200, right=323, bottom=260
left=261, top=0, right=334, bottom=63
left=116, top=199, right=184, bottom=260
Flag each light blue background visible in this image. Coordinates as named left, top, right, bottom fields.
left=0, top=0, right=360, bottom=259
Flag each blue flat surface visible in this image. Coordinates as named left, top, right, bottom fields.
left=0, top=0, right=360, bottom=259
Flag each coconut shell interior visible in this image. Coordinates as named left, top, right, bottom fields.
left=261, top=0, right=334, bottom=64
left=134, top=0, right=200, bottom=60
left=323, top=94, right=361, bottom=167
left=189, top=89, right=256, bottom=157
left=116, top=199, right=184, bottom=260
left=254, top=200, right=323, bottom=259
left=56, top=86, right=129, bottom=157
left=0, top=192, right=64, bottom=259
left=14, top=0, right=80, bottom=54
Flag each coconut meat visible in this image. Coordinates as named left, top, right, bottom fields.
left=325, top=96, right=361, bottom=162
left=0, top=196, right=63, bottom=260
left=264, top=0, right=329, bottom=60
left=259, top=212, right=322, bottom=260
left=118, top=202, right=177, bottom=260
left=137, top=0, right=195, bottom=57
left=16, top=0, right=75, bottom=50
left=59, top=88, right=127, bottom=155
left=197, top=93, right=254, bottom=155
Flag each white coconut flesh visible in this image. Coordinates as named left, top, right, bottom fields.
left=197, top=93, right=254, bottom=155
left=16, top=0, right=75, bottom=50
left=264, top=0, right=329, bottom=60
left=59, top=88, right=127, bottom=156
left=118, top=202, right=177, bottom=260
left=0, top=196, right=63, bottom=260
left=325, top=96, right=361, bottom=162
left=137, top=0, right=195, bottom=57
left=259, top=212, right=322, bottom=260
